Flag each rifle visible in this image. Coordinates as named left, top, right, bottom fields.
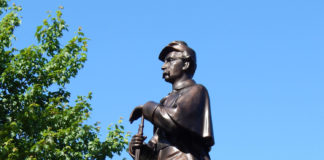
left=135, top=115, right=144, bottom=160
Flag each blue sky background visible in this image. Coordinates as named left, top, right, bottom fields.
left=10, top=0, right=324, bottom=159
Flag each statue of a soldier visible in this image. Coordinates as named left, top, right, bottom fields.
left=129, top=41, right=214, bottom=160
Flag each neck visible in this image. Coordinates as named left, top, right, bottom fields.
left=172, top=74, right=191, bottom=90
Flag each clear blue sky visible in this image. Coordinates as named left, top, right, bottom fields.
left=12, top=0, right=324, bottom=159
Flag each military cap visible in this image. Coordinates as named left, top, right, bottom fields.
left=159, top=41, right=196, bottom=63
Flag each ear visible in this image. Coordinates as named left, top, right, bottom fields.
left=182, top=61, right=190, bottom=71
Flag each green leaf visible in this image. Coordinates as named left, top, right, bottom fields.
left=0, top=1, right=129, bottom=159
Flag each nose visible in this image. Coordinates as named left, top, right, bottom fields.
left=161, top=62, right=167, bottom=70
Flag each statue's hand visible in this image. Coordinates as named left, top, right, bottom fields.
left=129, top=105, right=143, bottom=123
left=130, top=134, right=147, bottom=152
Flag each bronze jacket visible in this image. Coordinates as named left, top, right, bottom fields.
left=137, top=79, right=214, bottom=160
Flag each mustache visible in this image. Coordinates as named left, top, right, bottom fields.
left=162, top=71, right=169, bottom=78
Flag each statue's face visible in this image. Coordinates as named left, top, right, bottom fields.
left=161, top=51, right=185, bottom=83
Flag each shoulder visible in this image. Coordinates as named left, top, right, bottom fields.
left=191, top=84, right=208, bottom=92
left=182, top=84, right=208, bottom=95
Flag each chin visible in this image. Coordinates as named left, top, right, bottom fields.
left=163, top=77, right=169, bottom=82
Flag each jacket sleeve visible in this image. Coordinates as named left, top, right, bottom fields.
left=142, top=101, right=179, bottom=133
left=142, top=85, right=214, bottom=146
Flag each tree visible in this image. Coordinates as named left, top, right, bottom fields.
left=0, top=1, right=129, bottom=159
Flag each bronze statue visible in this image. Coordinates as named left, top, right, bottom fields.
left=129, top=41, right=214, bottom=160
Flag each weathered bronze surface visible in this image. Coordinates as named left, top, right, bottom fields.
left=129, top=41, right=214, bottom=160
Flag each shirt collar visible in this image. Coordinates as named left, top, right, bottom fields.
left=173, top=79, right=196, bottom=91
